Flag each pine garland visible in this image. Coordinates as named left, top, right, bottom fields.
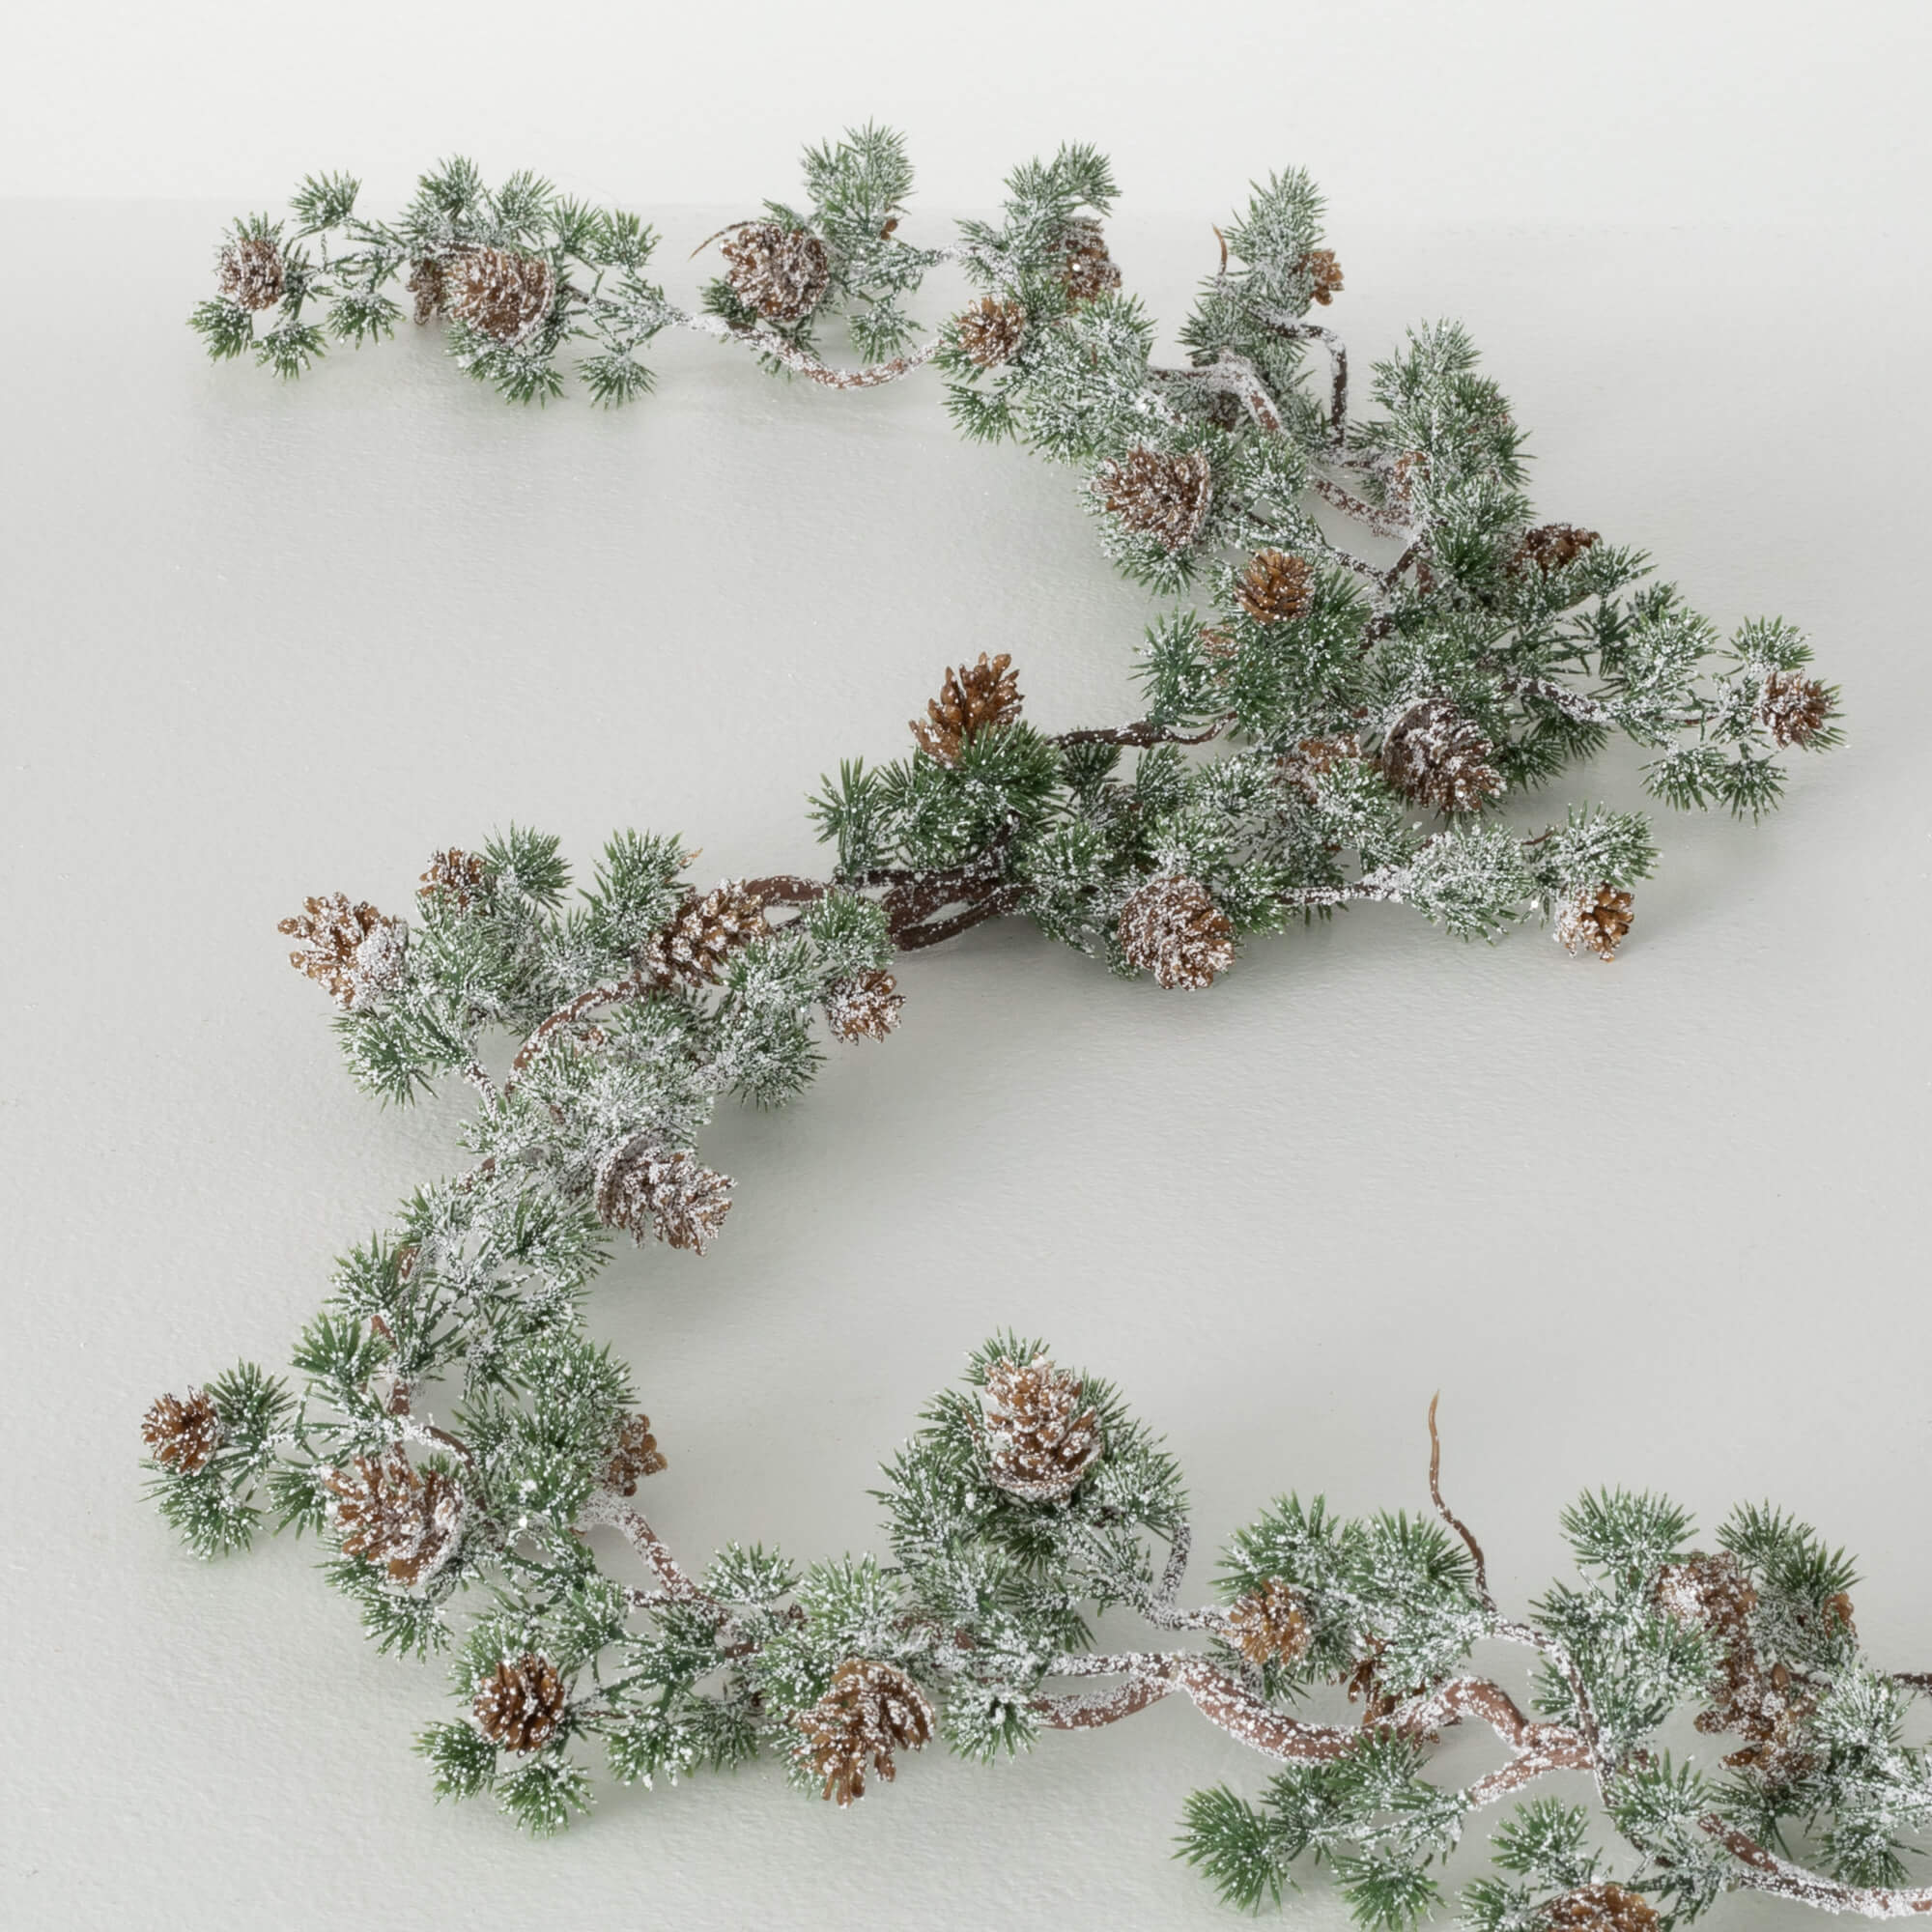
left=145, top=128, right=1884, bottom=1923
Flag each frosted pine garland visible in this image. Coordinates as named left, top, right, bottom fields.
left=147, top=127, right=1880, bottom=1921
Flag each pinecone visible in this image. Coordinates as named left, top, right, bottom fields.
left=955, top=296, right=1026, bottom=368
left=593, top=1137, right=734, bottom=1254
left=980, top=1354, right=1103, bottom=1501
left=721, top=222, right=831, bottom=323
left=1758, top=669, right=1833, bottom=749
left=406, top=255, right=448, bottom=325
left=1543, top=1885, right=1659, bottom=1931
left=1236, top=548, right=1315, bottom=624
left=911, top=651, right=1023, bottom=763
left=1055, top=217, right=1122, bottom=303
left=824, top=969, right=904, bottom=1042
left=1554, top=884, right=1634, bottom=961
left=1226, top=1580, right=1312, bottom=1668
left=795, top=1659, right=934, bottom=1805
left=1512, top=523, right=1601, bottom=575
left=447, top=246, right=555, bottom=344
left=278, top=894, right=408, bottom=1009
left=322, top=1449, right=462, bottom=1587
left=1297, top=247, right=1344, bottom=306
left=1280, top=733, right=1362, bottom=798
left=418, top=848, right=489, bottom=912
left=1377, top=696, right=1504, bottom=814
left=217, top=235, right=285, bottom=310
left=473, top=1654, right=567, bottom=1753
left=640, top=882, right=770, bottom=987
left=1117, top=874, right=1236, bottom=991
left=1095, top=445, right=1215, bottom=554
left=603, top=1414, right=667, bottom=1494
left=142, top=1390, right=221, bottom=1473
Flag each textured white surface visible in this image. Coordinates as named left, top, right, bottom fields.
left=2, top=201, right=1928, bottom=1930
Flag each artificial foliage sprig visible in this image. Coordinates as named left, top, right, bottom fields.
left=152, top=128, right=1866, bottom=1920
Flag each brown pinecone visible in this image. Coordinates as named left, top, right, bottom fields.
left=980, top=1354, right=1103, bottom=1501
left=406, top=255, right=448, bottom=325
left=448, top=246, right=555, bottom=344
left=217, top=235, right=285, bottom=310
left=956, top=296, right=1026, bottom=369
left=1297, top=247, right=1344, bottom=306
left=640, top=882, right=770, bottom=987
left=1377, top=696, right=1504, bottom=814
left=1758, top=669, right=1833, bottom=749
left=1554, top=884, right=1634, bottom=961
left=473, top=1654, right=567, bottom=1753
left=142, top=1391, right=221, bottom=1473
left=323, top=1449, right=463, bottom=1586
left=1055, top=217, right=1122, bottom=303
left=278, top=894, right=408, bottom=1009
left=1543, top=1885, right=1659, bottom=1931
left=1227, top=1580, right=1312, bottom=1668
left=1095, top=445, right=1215, bottom=554
left=603, top=1413, right=667, bottom=1494
left=1236, top=548, right=1316, bottom=624
left=418, top=848, right=489, bottom=911
left=1117, top=874, right=1236, bottom=991
left=593, top=1137, right=734, bottom=1254
left=1512, top=523, right=1601, bottom=576
left=795, top=1659, right=934, bottom=1805
left=722, top=222, right=831, bottom=323
left=911, top=651, right=1023, bottom=763
left=824, top=969, right=904, bottom=1042
left=1281, top=733, right=1362, bottom=799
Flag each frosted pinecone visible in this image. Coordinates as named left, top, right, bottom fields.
left=1757, top=669, right=1833, bottom=748
left=322, top=1450, right=463, bottom=1587
left=1297, top=246, right=1344, bottom=306
left=448, top=246, right=555, bottom=344
left=594, top=1137, right=734, bottom=1254
left=1055, top=217, right=1122, bottom=303
left=142, top=1391, right=221, bottom=1473
left=795, top=1659, right=934, bottom=1805
left=1227, top=1580, right=1312, bottom=1667
left=640, top=882, right=770, bottom=987
left=1117, top=874, right=1236, bottom=991
left=824, top=969, right=904, bottom=1042
left=955, top=296, right=1026, bottom=368
left=980, top=1354, right=1103, bottom=1501
left=1236, top=548, right=1315, bottom=623
left=1095, top=446, right=1214, bottom=554
left=473, top=1655, right=566, bottom=1753
left=722, top=222, right=831, bottom=323
left=603, top=1414, right=667, bottom=1494
left=1553, top=883, right=1634, bottom=961
left=278, top=894, right=408, bottom=1009
left=1512, top=523, right=1600, bottom=575
left=418, top=847, right=489, bottom=912
left=911, top=651, right=1022, bottom=763
left=1543, top=1886, right=1659, bottom=1931
left=1377, top=696, right=1503, bottom=814
left=217, top=235, right=285, bottom=310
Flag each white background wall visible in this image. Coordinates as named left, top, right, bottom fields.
left=4, top=5, right=1928, bottom=1929
left=8, top=0, right=1929, bottom=226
